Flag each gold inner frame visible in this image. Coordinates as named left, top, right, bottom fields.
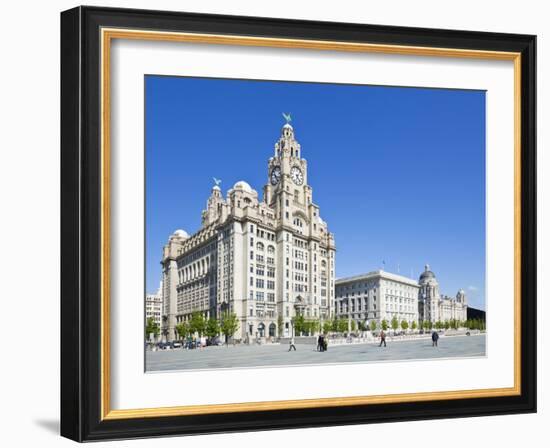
left=100, top=28, right=522, bottom=420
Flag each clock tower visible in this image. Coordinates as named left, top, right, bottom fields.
left=261, top=114, right=336, bottom=331
left=263, top=118, right=313, bottom=225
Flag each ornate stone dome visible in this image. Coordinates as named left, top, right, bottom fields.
left=172, top=229, right=189, bottom=238
left=419, top=264, right=437, bottom=283
left=233, top=180, right=254, bottom=193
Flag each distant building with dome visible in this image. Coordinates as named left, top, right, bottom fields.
left=418, top=264, right=468, bottom=325
left=335, top=264, right=468, bottom=329
left=160, top=118, right=336, bottom=342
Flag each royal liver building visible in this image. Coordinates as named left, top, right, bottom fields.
left=161, top=118, right=336, bottom=342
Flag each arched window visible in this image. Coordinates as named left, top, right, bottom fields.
left=256, top=242, right=264, bottom=251
left=267, top=245, right=275, bottom=254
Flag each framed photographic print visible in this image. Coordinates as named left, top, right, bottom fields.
left=60, top=6, right=536, bottom=442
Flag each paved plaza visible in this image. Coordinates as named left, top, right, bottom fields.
left=146, top=334, right=486, bottom=372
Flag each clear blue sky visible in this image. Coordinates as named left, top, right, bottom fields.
left=145, top=76, right=486, bottom=310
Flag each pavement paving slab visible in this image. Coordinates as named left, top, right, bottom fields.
left=145, top=334, right=486, bottom=372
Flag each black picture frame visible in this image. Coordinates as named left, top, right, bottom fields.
left=61, top=5, right=536, bottom=442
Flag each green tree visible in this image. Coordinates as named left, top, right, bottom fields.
left=423, top=320, right=431, bottom=331
left=350, top=320, right=357, bottom=332
left=294, top=314, right=306, bottom=335
left=189, top=312, right=206, bottom=336
left=358, top=321, right=366, bottom=331
left=370, top=320, right=377, bottom=332
left=277, top=315, right=284, bottom=337
left=435, top=321, right=442, bottom=330
left=444, top=320, right=450, bottom=330
left=331, top=318, right=339, bottom=332
left=311, top=319, right=321, bottom=335
left=381, top=319, right=388, bottom=331
left=401, top=320, right=409, bottom=331
left=338, top=319, right=348, bottom=333
left=323, top=321, right=332, bottom=334
left=220, top=312, right=239, bottom=344
left=175, top=321, right=188, bottom=340
left=411, top=320, right=417, bottom=331
left=145, top=317, right=160, bottom=340
left=391, top=316, right=399, bottom=332
left=302, top=319, right=311, bottom=336
left=205, top=317, right=220, bottom=339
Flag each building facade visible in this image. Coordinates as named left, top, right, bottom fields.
left=161, top=120, right=336, bottom=342
left=335, top=265, right=468, bottom=329
left=335, top=271, right=420, bottom=329
left=145, top=282, right=163, bottom=335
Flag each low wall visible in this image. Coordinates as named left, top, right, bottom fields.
left=279, top=336, right=317, bottom=345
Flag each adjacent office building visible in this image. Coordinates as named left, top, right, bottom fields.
left=335, top=265, right=468, bottom=329
left=145, top=282, right=163, bottom=332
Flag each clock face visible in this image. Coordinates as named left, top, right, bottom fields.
left=270, top=166, right=281, bottom=185
left=290, top=166, right=303, bottom=185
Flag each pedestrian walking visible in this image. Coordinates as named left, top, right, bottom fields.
left=379, top=330, right=387, bottom=347
left=431, top=330, right=439, bottom=347
left=319, top=335, right=325, bottom=352
left=288, top=337, right=297, bottom=351
left=317, top=335, right=322, bottom=352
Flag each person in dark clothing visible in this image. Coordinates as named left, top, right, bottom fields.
left=288, top=337, right=297, bottom=351
left=379, top=330, right=387, bottom=347
left=317, top=335, right=323, bottom=352
left=431, top=330, right=440, bottom=347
